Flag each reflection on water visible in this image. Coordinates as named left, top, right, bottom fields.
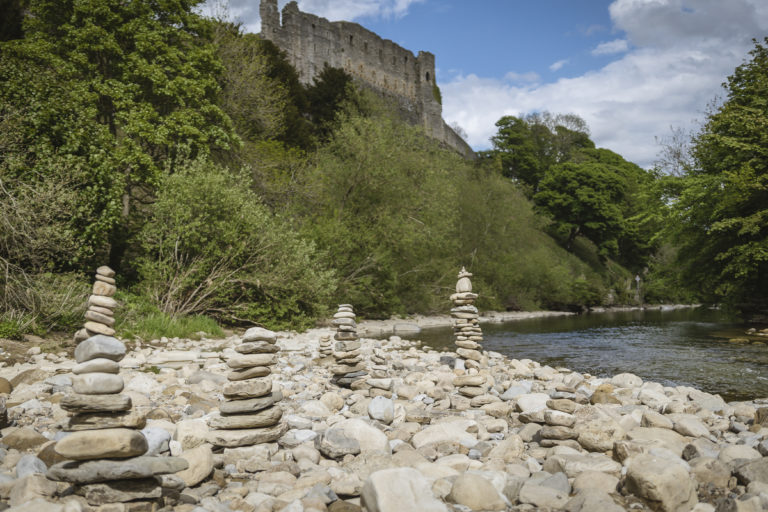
left=411, top=308, right=768, bottom=402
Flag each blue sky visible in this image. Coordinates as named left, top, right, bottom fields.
left=202, top=0, right=768, bottom=168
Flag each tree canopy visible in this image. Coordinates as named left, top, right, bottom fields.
left=671, top=38, right=768, bottom=316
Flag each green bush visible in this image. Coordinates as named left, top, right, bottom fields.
left=135, top=159, right=335, bottom=329
left=0, top=318, right=24, bottom=340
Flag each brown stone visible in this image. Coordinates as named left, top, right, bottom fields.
left=36, top=440, right=68, bottom=467
left=223, top=377, right=273, bottom=399
left=55, top=428, right=148, bottom=460
left=83, top=321, right=116, bottom=336
left=65, top=408, right=147, bottom=431
left=2, top=427, right=49, bottom=451
left=227, top=354, right=277, bottom=369
left=96, top=265, right=116, bottom=278
left=208, top=406, right=282, bottom=429
left=60, top=393, right=132, bottom=413
left=219, top=392, right=281, bottom=414
left=76, top=478, right=161, bottom=505
left=95, top=274, right=116, bottom=284
left=92, top=281, right=117, bottom=297
left=227, top=366, right=271, bottom=381
left=10, top=368, right=48, bottom=388
left=84, top=310, right=115, bottom=327
left=0, top=377, right=11, bottom=394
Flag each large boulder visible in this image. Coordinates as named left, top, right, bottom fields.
left=448, top=473, right=507, bottom=511
left=623, top=454, right=697, bottom=512
left=361, top=468, right=448, bottom=512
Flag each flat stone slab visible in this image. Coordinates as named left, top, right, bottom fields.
left=74, top=335, right=126, bottom=363
left=65, top=408, right=147, bottom=431
left=219, top=392, right=281, bottom=414
left=227, top=354, right=277, bottom=369
left=71, top=373, right=124, bottom=395
left=76, top=478, right=161, bottom=505
left=208, top=406, right=282, bottom=429
left=55, top=428, right=148, bottom=460
left=223, top=377, right=273, bottom=399
left=47, top=456, right=188, bottom=484
left=207, top=423, right=288, bottom=447
left=72, top=358, right=120, bottom=375
left=228, top=366, right=271, bottom=381
left=60, top=393, right=131, bottom=413
left=236, top=341, right=280, bottom=354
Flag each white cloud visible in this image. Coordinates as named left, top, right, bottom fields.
left=198, top=0, right=424, bottom=34
left=549, top=59, right=569, bottom=72
left=504, top=71, right=541, bottom=84
left=592, top=39, right=629, bottom=55
left=442, top=0, right=768, bottom=168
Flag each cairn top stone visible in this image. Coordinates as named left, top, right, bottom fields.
left=242, top=327, right=277, bottom=343
left=96, top=265, right=116, bottom=278
left=75, top=335, right=126, bottom=363
left=456, top=267, right=473, bottom=293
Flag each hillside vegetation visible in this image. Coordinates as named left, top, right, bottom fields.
left=1, top=1, right=765, bottom=338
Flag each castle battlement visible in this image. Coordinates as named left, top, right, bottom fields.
left=260, top=0, right=474, bottom=158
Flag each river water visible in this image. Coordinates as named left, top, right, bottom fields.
left=412, top=307, right=768, bottom=402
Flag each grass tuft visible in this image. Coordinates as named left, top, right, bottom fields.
left=119, top=312, right=224, bottom=341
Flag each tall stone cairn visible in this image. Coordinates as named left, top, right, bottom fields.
left=451, top=267, right=485, bottom=370
left=48, top=267, right=188, bottom=507
left=207, top=327, right=287, bottom=448
left=330, top=304, right=367, bottom=388
left=74, top=265, right=119, bottom=342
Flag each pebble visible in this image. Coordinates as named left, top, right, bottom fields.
left=6, top=319, right=768, bottom=512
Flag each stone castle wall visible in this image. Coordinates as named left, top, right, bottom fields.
left=259, top=0, right=474, bottom=158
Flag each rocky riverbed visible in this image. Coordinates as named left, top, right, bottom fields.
left=1, top=325, right=768, bottom=512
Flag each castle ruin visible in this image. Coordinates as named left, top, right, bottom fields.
left=259, top=0, right=474, bottom=158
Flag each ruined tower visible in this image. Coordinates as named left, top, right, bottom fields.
left=259, top=0, right=474, bottom=158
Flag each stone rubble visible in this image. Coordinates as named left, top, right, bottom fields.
left=2, top=314, right=768, bottom=511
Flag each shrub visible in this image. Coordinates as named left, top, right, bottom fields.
left=135, top=159, right=335, bottom=329
left=0, top=267, right=89, bottom=334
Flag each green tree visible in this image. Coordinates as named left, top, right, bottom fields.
left=672, top=38, right=768, bottom=316
left=489, top=112, right=593, bottom=194
left=534, top=161, right=627, bottom=257
left=0, top=0, right=237, bottom=270
left=305, top=64, right=358, bottom=140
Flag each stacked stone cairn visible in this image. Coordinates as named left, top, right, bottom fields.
left=318, top=334, right=333, bottom=357
left=74, top=265, right=119, bottom=343
left=207, top=327, right=287, bottom=448
left=48, top=269, right=188, bottom=507
left=369, top=348, right=389, bottom=378
left=451, top=267, right=486, bottom=371
left=330, top=304, right=367, bottom=387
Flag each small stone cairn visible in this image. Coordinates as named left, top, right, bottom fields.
left=207, top=327, right=286, bottom=448
left=330, top=304, right=367, bottom=388
left=48, top=268, right=188, bottom=507
left=74, top=265, right=119, bottom=343
left=318, top=334, right=333, bottom=357
left=451, top=267, right=486, bottom=371
left=369, top=348, right=389, bottom=378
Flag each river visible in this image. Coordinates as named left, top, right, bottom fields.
left=411, top=307, right=768, bottom=402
